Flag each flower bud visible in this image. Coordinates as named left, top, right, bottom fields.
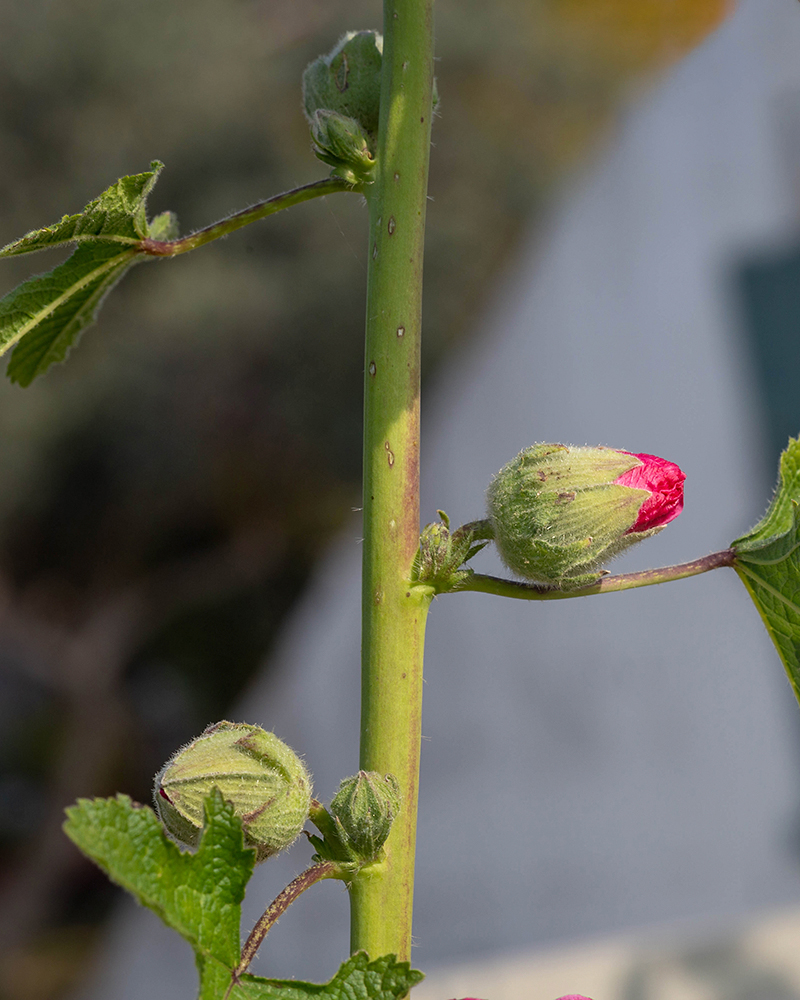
left=486, top=444, right=684, bottom=589
left=329, top=770, right=401, bottom=862
left=303, top=31, right=383, bottom=140
left=154, top=721, right=312, bottom=862
left=309, top=109, right=376, bottom=185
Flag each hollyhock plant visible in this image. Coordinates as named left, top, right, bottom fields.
left=19, top=2, right=800, bottom=999
left=485, top=443, right=685, bottom=589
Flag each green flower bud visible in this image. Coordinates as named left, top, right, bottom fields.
left=309, top=109, right=375, bottom=185
left=412, top=510, right=490, bottom=591
left=302, top=31, right=383, bottom=140
left=154, top=721, right=312, bottom=862
left=329, top=771, right=401, bottom=862
left=486, top=443, right=685, bottom=589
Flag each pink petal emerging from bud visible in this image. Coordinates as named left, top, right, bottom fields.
left=554, top=995, right=595, bottom=1000
left=615, top=452, right=685, bottom=533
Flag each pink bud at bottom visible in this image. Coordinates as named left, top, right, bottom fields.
left=554, top=995, right=595, bottom=999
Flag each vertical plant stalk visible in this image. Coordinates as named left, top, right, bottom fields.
left=351, top=0, right=435, bottom=963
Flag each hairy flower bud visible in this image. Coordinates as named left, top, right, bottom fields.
left=154, top=721, right=312, bottom=862
left=303, top=31, right=383, bottom=140
left=486, top=444, right=684, bottom=589
left=309, top=109, right=375, bottom=185
left=329, top=770, right=401, bottom=862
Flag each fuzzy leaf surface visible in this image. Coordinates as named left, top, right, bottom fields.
left=733, top=437, right=800, bottom=703
left=64, top=789, right=255, bottom=969
left=0, top=162, right=168, bottom=384
left=230, top=952, right=424, bottom=1000
left=0, top=162, right=163, bottom=256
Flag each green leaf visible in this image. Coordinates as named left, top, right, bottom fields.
left=0, top=162, right=164, bottom=256
left=64, top=789, right=255, bottom=969
left=0, top=162, right=170, bottom=384
left=1, top=242, right=141, bottom=385
left=732, top=436, right=800, bottom=703
left=231, top=952, right=424, bottom=1000
left=66, top=792, right=422, bottom=999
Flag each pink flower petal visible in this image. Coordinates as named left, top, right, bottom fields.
left=616, top=451, right=685, bottom=533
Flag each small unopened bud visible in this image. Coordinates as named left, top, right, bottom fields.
left=154, top=721, right=312, bottom=862
left=303, top=31, right=383, bottom=140
left=329, top=771, right=401, bottom=862
left=486, top=444, right=684, bottom=589
left=310, top=110, right=375, bottom=184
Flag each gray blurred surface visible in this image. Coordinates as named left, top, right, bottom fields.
left=78, top=1, right=800, bottom=995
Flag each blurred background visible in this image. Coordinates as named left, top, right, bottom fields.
left=6, top=1, right=800, bottom=999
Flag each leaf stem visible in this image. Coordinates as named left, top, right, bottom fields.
left=138, top=177, right=353, bottom=257
left=351, top=0, right=435, bottom=964
left=232, top=861, right=340, bottom=984
left=450, top=549, right=736, bottom=600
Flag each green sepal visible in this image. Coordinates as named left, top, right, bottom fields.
left=732, top=436, right=800, bottom=704
left=411, top=511, right=490, bottom=593
left=307, top=799, right=362, bottom=864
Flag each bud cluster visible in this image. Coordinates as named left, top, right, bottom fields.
left=302, top=31, right=383, bottom=184
left=411, top=510, right=489, bottom=591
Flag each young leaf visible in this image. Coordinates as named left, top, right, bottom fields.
left=732, top=437, right=800, bottom=703
left=1, top=242, right=142, bottom=386
left=231, top=952, right=424, bottom=1000
left=0, top=162, right=168, bottom=384
left=64, top=789, right=255, bottom=969
left=0, top=161, right=164, bottom=256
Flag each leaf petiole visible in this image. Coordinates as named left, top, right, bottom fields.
left=139, top=176, right=354, bottom=257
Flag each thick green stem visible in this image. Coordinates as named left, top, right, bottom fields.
left=139, top=177, right=351, bottom=257
left=351, top=0, right=435, bottom=963
left=451, top=549, right=736, bottom=600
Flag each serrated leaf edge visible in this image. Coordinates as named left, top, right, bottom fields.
left=0, top=160, right=164, bottom=257
left=0, top=249, right=137, bottom=358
